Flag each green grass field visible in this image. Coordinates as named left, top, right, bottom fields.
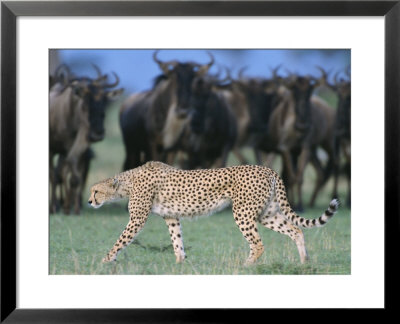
left=49, top=99, right=351, bottom=275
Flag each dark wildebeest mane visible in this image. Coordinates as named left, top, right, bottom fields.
left=153, top=74, right=168, bottom=88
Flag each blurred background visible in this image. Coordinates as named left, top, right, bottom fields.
left=49, top=49, right=351, bottom=216
left=51, top=49, right=350, bottom=93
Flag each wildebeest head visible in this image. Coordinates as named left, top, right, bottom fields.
left=332, top=70, right=351, bottom=137
left=234, top=68, right=279, bottom=134
left=285, top=75, right=316, bottom=131
left=189, top=76, right=214, bottom=134
left=153, top=50, right=215, bottom=118
left=72, top=71, right=124, bottom=142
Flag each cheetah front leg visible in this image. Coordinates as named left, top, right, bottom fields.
left=232, top=200, right=265, bottom=266
left=164, top=217, right=186, bottom=263
left=102, top=194, right=152, bottom=263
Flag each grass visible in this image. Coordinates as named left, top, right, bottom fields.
left=49, top=99, right=351, bottom=275
left=50, top=205, right=350, bottom=275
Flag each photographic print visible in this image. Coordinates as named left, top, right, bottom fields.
left=49, top=49, right=351, bottom=275
left=2, top=0, right=394, bottom=317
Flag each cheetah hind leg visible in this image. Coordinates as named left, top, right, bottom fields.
left=259, top=212, right=309, bottom=263
left=165, top=217, right=186, bottom=263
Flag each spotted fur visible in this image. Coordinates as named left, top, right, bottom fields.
left=88, top=161, right=338, bottom=265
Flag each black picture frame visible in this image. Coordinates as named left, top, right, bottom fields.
left=1, top=0, right=398, bottom=322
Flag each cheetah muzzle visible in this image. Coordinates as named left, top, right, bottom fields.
left=88, top=161, right=339, bottom=266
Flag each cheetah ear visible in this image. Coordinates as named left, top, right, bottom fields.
left=112, top=178, right=119, bottom=190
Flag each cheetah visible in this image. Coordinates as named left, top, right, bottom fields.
left=88, top=161, right=338, bottom=265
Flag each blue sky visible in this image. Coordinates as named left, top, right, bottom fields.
left=56, top=49, right=350, bottom=93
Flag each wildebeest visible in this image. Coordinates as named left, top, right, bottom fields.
left=234, top=69, right=282, bottom=164
left=249, top=69, right=337, bottom=211
left=214, top=67, right=281, bottom=165
left=217, top=76, right=252, bottom=164
left=49, top=65, right=123, bottom=214
left=285, top=74, right=337, bottom=211
left=176, top=74, right=237, bottom=169
left=49, top=64, right=71, bottom=89
left=119, top=51, right=215, bottom=170
left=330, top=69, right=351, bottom=206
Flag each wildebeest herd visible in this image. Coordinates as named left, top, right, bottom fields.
left=49, top=64, right=124, bottom=214
left=49, top=50, right=351, bottom=215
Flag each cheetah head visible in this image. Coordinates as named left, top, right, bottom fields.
left=88, top=178, right=122, bottom=208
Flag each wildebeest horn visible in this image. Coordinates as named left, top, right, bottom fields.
left=316, top=65, right=328, bottom=81
left=53, top=64, right=72, bottom=85
left=270, top=64, right=282, bottom=79
left=334, top=71, right=341, bottom=86
left=54, top=64, right=71, bottom=77
left=238, top=66, right=248, bottom=80
left=103, top=72, right=120, bottom=88
left=283, top=69, right=297, bottom=86
left=284, top=68, right=295, bottom=77
left=225, top=67, right=233, bottom=81
left=208, top=65, right=221, bottom=79
left=194, top=51, right=215, bottom=76
left=153, top=50, right=178, bottom=74
left=92, top=63, right=103, bottom=79
left=204, top=51, right=215, bottom=69
left=345, top=65, right=351, bottom=78
left=209, top=66, right=230, bottom=85
left=218, top=66, right=232, bottom=84
left=153, top=50, right=163, bottom=65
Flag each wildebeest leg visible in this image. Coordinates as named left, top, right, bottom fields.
left=343, top=161, right=351, bottom=207
left=309, top=149, right=326, bottom=207
left=164, top=217, right=186, bottom=263
left=150, top=142, right=164, bottom=163
left=64, top=127, right=90, bottom=214
left=254, top=149, right=263, bottom=165
left=51, top=154, right=67, bottom=213
left=330, top=154, right=340, bottom=203
left=215, top=145, right=232, bottom=168
left=80, top=149, right=92, bottom=205
left=322, top=141, right=339, bottom=203
left=68, top=168, right=81, bottom=215
left=73, top=148, right=93, bottom=215
left=332, top=169, right=339, bottom=200
left=123, top=147, right=142, bottom=170
left=233, top=148, right=248, bottom=165
left=264, top=152, right=277, bottom=168
left=55, top=155, right=66, bottom=212
left=280, top=150, right=297, bottom=205
left=70, top=179, right=80, bottom=215
left=61, top=158, right=81, bottom=215
left=102, top=192, right=152, bottom=263
left=60, top=162, right=72, bottom=215
left=294, top=147, right=311, bottom=212
left=342, top=140, right=351, bottom=207
left=344, top=160, right=351, bottom=207
left=166, top=152, right=177, bottom=166
left=49, top=153, right=58, bottom=213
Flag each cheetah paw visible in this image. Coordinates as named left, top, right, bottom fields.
left=102, top=256, right=115, bottom=263
left=244, top=259, right=256, bottom=267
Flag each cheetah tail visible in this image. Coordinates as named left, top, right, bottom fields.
left=275, top=176, right=339, bottom=228
left=295, top=199, right=339, bottom=228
